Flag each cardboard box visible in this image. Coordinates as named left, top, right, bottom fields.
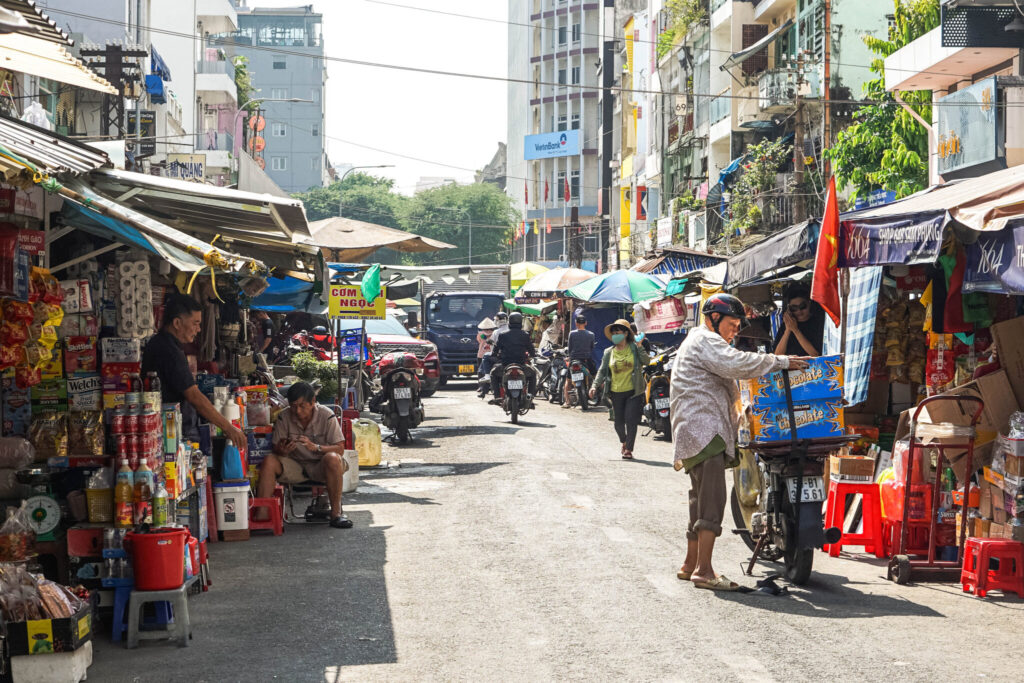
left=990, top=522, right=1007, bottom=539
left=67, top=375, right=102, bottom=412
left=740, top=355, right=843, bottom=406
left=63, top=336, right=97, bottom=375
left=749, top=398, right=845, bottom=442
left=994, top=507, right=1009, bottom=524
left=992, top=316, right=1024, bottom=408
left=976, top=518, right=992, bottom=538
left=6, top=605, right=91, bottom=656
left=38, top=348, right=63, bottom=380
left=830, top=455, right=876, bottom=481
left=979, top=480, right=994, bottom=519
left=100, top=337, right=141, bottom=364
left=30, top=381, right=67, bottom=414
left=1, top=376, right=31, bottom=436
left=100, top=362, right=140, bottom=392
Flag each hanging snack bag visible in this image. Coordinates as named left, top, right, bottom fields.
left=0, top=344, right=24, bottom=371
left=0, top=319, right=28, bottom=346
left=67, top=411, right=104, bottom=456
left=14, top=365, right=42, bottom=389
left=0, top=502, right=35, bottom=562
left=926, top=332, right=955, bottom=393
left=28, top=412, right=67, bottom=459
left=2, top=299, right=34, bottom=326
left=30, top=267, right=63, bottom=306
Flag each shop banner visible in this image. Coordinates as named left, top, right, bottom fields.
left=328, top=285, right=386, bottom=320
left=16, top=230, right=45, bottom=255
left=840, top=213, right=945, bottom=267
left=964, top=222, right=1024, bottom=294
left=633, top=296, right=687, bottom=334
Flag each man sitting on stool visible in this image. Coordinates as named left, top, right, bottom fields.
left=256, top=382, right=352, bottom=529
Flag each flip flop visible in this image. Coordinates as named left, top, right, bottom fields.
left=677, top=567, right=693, bottom=580
left=693, top=575, right=740, bottom=591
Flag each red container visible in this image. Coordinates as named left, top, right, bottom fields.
left=125, top=412, right=139, bottom=435
left=140, top=411, right=160, bottom=433
left=125, top=528, right=187, bottom=590
left=111, top=409, right=126, bottom=435
left=114, top=433, right=129, bottom=457
left=187, top=536, right=199, bottom=578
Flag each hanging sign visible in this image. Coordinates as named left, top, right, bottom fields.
left=328, top=285, right=386, bottom=319
left=840, top=214, right=945, bottom=267
left=965, top=222, right=1024, bottom=294
left=16, top=230, right=44, bottom=255
left=634, top=296, right=687, bottom=334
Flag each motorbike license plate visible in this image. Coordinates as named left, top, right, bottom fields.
left=571, top=372, right=584, bottom=382
left=786, top=476, right=826, bottom=503
left=393, top=387, right=412, bottom=399
left=654, top=398, right=670, bottom=409
left=507, top=380, right=524, bottom=390
left=458, top=364, right=475, bottom=374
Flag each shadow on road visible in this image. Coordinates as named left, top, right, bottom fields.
left=349, top=461, right=510, bottom=506
left=622, top=457, right=674, bottom=468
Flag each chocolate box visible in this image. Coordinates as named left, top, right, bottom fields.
left=7, top=605, right=91, bottom=656
left=749, top=398, right=845, bottom=442
left=740, top=354, right=844, bottom=406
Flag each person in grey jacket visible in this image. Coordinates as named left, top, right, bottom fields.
left=670, top=293, right=808, bottom=591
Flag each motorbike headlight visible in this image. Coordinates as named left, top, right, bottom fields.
left=415, top=367, right=424, bottom=375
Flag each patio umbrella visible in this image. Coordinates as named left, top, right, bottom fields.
left=515, top=267, right=594, bottom=300
left=510, top=261, right=549, bottom=291
left=563, top=270, right=665, bottom=304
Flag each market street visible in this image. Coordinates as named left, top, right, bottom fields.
left=89, top=383, right=1024, bottom=682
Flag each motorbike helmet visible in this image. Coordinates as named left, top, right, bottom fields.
left=508, top=312, right=524, bottom=329
left=495, top=311, right=509, bottom=322
left=702, top=293, right=749, bottom=333
left=310, top=325, right=330, bottom=342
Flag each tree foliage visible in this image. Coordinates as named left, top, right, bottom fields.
left=291, top=175, right=516, bottom=265
left=232, top=56, right=257, bottom=112
left=729, top=138, right=792, bottom=234
left=822, top=0, right=939, bottom=200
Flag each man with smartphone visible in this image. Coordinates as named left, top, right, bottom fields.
left=256, top=382, right=352, bottom=529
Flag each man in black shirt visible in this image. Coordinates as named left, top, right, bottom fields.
left=564, top=314, right=597, bottom=406
left=142, top=295, right=247, bottom=450
left=489, top=312, right=536, bottom=401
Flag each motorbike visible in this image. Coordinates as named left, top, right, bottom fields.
left=269, top=330, right=332, bottom=364
left=544, top=347, right=568, bottom=404
left=563, top=356, right=594, bottom=410
left=534, top=350, right=553, bottom=401
left=499, top=362, right=533, bottom=424
left=642, top=347, right=675, bottom=440
left=371, top=351, right=425, bottom=443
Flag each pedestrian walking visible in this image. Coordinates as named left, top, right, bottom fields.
left=670, top=294, right=808, bottom=590
left=590, top=319, right=650, bottom=459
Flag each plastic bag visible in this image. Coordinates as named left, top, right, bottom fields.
left=0, top=344, right=25, bottom=370
left=0, top=564, right=43, bottom=622
left=29, top=412, right=67, bottom=459
left=67, top=411, right=104, bottom=456
left=2, top=299, right=34, bottom=326
left=0, top=502, right=36, bottom=562
left=14, top=364, right=42, bottom=389
left=0, top=437, right=34, bottom=469
left=36, top=577, right=84, bottom=618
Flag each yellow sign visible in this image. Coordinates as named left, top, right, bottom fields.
left=328, top=285, right=386, bottom=320
left=26, top=619, right=54, bottom=655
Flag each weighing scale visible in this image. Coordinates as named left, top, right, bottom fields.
left=16, top=468, right=64, bottom=542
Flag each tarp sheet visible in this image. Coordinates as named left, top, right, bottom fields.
left=251, top=276, right=326, bottom=313
left=725, top=219, right=819, bottom=286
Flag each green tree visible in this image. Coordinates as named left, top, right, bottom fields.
left=233, top=56, right=257, bottom=111
left=402, top=183, right=516, bottom=265
left=292, top=173, right=407, bottom=226
left=823, top=0, right=940, bottom=200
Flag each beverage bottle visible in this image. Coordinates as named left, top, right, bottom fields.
left=146, top=371, right=161, bottom=394
left=130, top=373, right=144, bottom=393
left=133, top=460, right=155, bottom=525
left=153, top=481, right=169, bottom=527
left=114, top=460, right=134, bottom=529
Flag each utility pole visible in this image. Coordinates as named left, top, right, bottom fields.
left=823, top=0, right=832, bottom=177
left=793, top=51, right=806, bottom=222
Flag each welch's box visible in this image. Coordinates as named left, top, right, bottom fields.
left=748, top=398, right=845, bottom=442
left=740, top=355, right=843, bottom=407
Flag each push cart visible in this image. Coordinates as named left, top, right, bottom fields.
left=887, top=394, right=985, bottom=585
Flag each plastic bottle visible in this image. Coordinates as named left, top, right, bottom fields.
left=145, top=371, right=161, bottom=394
left=153, top=481, right=169, bottom=527
left=114, top=460, right=134, bottom=529
left=133, top=460, right=155, bottom=525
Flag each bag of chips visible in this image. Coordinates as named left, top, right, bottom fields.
left=0, top=320, right=29, bottom=346
left=14, top=365, right=41, bottom=389
left=28, top=412, right=66, bottom=459
left=30, top=268, right=63, bottom=306
left=2, top=299, right=34, bottom=326
left=67, top=411, right=103, bottom=456
left=0, top=344, right=25, bottom=370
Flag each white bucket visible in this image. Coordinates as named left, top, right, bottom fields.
left=213, top=482, right=250, bottom=531
left=342, top=449, right=359, bottom=493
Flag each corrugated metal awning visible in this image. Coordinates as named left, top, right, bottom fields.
left=0, top=112, right=110, bottom=186
left=0, top=33, right=115, bottom=93
left=0, top=0, right=73, bottom=45
left=721, top=20, right=793, bottom=72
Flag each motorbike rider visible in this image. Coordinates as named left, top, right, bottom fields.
left=488, top=312, right=536, bottom=404
left=477, top=311, right=510, bottom=397
left=670, top=293, right=809, bottom=591
left=563, top=313, right=596, bottom=407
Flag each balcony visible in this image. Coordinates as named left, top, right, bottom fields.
left=709, top=94, right=730, bottom=124
left=195, top=131, right=233, bottom=169
left=196, top=60, right=236, bottom=105
left=757, top=66, right=821, bottom=111
left=198, top=0, right=237, bottom=34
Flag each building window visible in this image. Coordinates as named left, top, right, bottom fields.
left=272, top=55, right=286, bottom=69
left=557, top=115, right=567, bottom=131
left=558, top=68, right=566, bottom=85
left=270, top=87, right=287, bottom=99
left=311, top=123, right=320, bottom=137
left=571, top=113, right=580, bottom=130
left=311, top=88, right=320, bottom=103
left=572, top=23, right=581, bottom=43
left=271, top=156, right=287, bottom=171
left=556, top=171, right=566, bottom=200
left=271, top=122, right=287, bottom=137
left=570, top=170, right=580, bottom=199
left=571, top=66, right=580, bottom=85
left=558, top=26, right=567, bottom=45
left=310, top=157, right=319, bottom=170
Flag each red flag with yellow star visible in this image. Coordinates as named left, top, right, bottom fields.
left=811, top=175, right=841, bottom=326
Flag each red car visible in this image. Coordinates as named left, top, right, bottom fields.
left=338, top=315, right=441, bottom=396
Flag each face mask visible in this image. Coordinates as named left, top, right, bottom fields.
left=611, top=333, right=626, bottom=344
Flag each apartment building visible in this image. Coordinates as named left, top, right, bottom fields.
left=220, top=3, right=328, bottom=193
left=507, top=0, right=604, bottom=266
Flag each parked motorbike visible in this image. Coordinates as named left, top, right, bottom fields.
left=642, top=347, right=675, bottom=440
left=269, top=330, right=332, bottom=364
left=371, top=351, right=425, bottom=443
left=499, top=363, right=533, bottom=424
left=544, top=348, right=568, bottom=404
left=563, top=357, right=594, bottom=410
left=534, top=350, right=553, bottom=401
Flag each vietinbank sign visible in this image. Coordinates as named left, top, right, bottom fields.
left=524, top=130, right=580, bottom=160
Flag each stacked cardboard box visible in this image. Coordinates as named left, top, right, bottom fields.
left=740, top=355, right=845, bottom=442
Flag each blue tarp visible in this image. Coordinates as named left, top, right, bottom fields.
left=251, top=276, right=325, bottom=313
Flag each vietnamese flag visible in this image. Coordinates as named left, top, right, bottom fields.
left=524, top=180, right=528, bottom=205
left=564, top=177, right=571, bottom=202
left=544, top=179, right=549, bottom=201
left=811, top=175, right=842, bottom=326
left=546, top=219, right=551, bottom=234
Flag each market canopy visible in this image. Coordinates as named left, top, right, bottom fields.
left=632, top=247, right=725, bottom=277
left=726, top=219, right=819, bottom=286
left=306, top=216, right=455, bottom=263
left=721, top=20, right=793, bottom=73
left=511, top=261, right=549, bottom=291
left=251, top=275, right=326, bottom=314
left=515, top=266, right=594, bottom=300
left=0, top=33, right=115, bottom=94
left=0, top=113, right=110, bottom=186
left=503, top=298, right=557, bottom=316
left=563, top=270, right=664, bottom=304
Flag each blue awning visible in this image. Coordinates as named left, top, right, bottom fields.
left=251, top=275, right=326, bottom=313
left=150, top=46, right=172, bottom=81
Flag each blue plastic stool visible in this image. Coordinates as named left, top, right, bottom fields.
left=111, top=584, right=174, bottom=642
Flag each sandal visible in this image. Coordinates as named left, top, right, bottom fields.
left=693, top=575, right=740, bottom=591
left=621, top=450, right=633, bottom=460
left=677, top=567, right=693, bottom=580
left=329, top=516, right=353, bottom=529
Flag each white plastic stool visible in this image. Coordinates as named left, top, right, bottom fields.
left=126, top=575, right=199, bottom=648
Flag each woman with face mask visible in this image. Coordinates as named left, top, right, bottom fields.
left=590, top=319, right=650, bottom=459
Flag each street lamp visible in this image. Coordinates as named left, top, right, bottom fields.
left=337, top=164, right=395, bottom=215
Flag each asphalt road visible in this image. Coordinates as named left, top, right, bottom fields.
left=90, top=383, right=1024, bottom=682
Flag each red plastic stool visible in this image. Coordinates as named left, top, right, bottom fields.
left=824, top=480, right=885, bottom=558
left=273, top=484, right=286, bottom=514
left=249, top=498, right=284, bottom=536
left=961, top=538, right=1024, bottom=598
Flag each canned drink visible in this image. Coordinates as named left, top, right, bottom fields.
left=125, top=412, right=139, bottom=435
left=111, top=408, right=127, bottom=435
left=114, top=433, right=129, bottom=457
left=141, top=411, right=160, bottom=433
left=128, top=433, right=140, bottom=458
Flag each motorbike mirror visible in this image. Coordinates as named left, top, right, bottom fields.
left=407, top=326, right=421, bottom=336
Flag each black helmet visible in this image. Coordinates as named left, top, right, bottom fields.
left=496, top=311, right=509, bottom=322
left=576, top=314, right=586, bottom=324
left=311, top=325, right=329, bottom=335
left=702, top=293, right=749, bottom=332
left=508, top=312, right=524, bottom=329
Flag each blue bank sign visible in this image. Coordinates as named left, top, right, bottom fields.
left=524, top=130, right=580, bottom=160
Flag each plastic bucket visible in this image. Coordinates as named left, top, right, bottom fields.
left=342, top=450, right=359, bottom=493
left=126, top=528, right=187, bottom=591
left=213, top=482, right=250, bottom=531
left=353, top=419, right=382, bottom=467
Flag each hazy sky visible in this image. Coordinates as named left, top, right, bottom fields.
left=249, top=0, right=508, bottom=194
